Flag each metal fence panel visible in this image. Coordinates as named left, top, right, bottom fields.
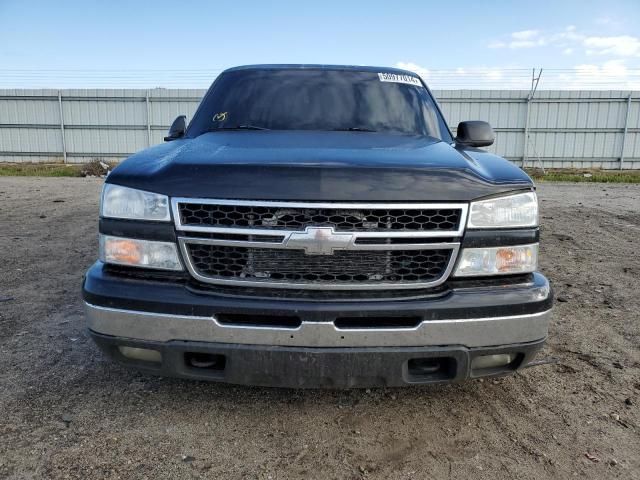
left=63, top=99, right=147, bottom=126
left=0, top=88, right=638, bottom=169
left=0, top=98, right=60, bottom=124
left=64, top=128, right=147, bottom=155
left=0, top=126, right=62, bottom=153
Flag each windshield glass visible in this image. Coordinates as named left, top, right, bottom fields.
left=188, top=69, right=451, bottom=140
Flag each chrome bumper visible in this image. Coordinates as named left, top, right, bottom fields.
left=85, top=302, right=550, bottom=348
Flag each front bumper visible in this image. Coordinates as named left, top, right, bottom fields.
left=83, top=262, right=552, bottom=387
left=90, top=331, right=546, bottom=388
left=85, top=302, right=551, bottom=349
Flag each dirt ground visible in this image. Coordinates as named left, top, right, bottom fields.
left=0, top=177, right=638, bottom=480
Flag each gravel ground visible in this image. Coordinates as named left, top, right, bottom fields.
left=0, top=177, right=638, bottom=480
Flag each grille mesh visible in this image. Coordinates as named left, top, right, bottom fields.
left=178, top=203, right=461, bottom=232
left=186, top=244, right=451, bottom=284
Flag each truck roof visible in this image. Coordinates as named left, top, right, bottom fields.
left=222, top=64, right=420, bottom=77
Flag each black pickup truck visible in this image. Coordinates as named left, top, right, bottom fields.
left=83, top=65, right=552, bottom=388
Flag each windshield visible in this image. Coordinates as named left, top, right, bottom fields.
left=188, top=69, right=452, bottom=140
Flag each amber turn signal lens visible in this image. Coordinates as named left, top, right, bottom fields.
left=496, top=247, right=532, bottom=272
left=106, top=239, right=143, bottom=264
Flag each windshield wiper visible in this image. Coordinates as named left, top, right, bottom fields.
left=332, top=127, right=378, bottom=132
left=207, top=124, right=270, bottom=131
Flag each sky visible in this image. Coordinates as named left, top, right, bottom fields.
left=0, top=0, right=639, bottom=89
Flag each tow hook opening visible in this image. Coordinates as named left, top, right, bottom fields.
left=185, top=352, right=226, bottom=371
left=406, top=357, right=456, bottom=382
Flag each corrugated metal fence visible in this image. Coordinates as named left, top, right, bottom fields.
left=1, top=89, right=638, bottom=169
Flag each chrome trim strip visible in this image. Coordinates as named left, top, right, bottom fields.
left=177, top=239, right=459, bottom=290
left=171, top=198, right=469, bottom=237
left=179, top=236, right=459, bottom=251
left=176, top=226, right=461, bottom=238
left=85, top=302, right=551, bottom=348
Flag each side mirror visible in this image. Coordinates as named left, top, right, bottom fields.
left=455, top=121, right=495, bottom=147
left=164, top=115, right=186, bottom=141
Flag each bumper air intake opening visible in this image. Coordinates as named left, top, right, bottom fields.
left=216, top=313, right=302, bottom=328
left=406, top=357, right=457, bottom=382
left=185, top=352, right=226, bottom=371
left=334, top=316, right=422, bottom=329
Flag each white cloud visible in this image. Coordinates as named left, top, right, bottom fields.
left=395, top=61, right=430, bottom=79
left=488, top=26, right=640, bottom=57
left=551, top=26, right=584, bottom=43
left=576, top=59, right=626, bottom=76
left=509, top=40, right=539, bottom=49
left=393, top=60, right=640, bottom=90
left=484, top=69, right=504, bottom=80
left=511, top=29, right=540, bottom=40
left=559, top=60, right=640, bottom=89
left=393, top=64, right=527, bottom=89
left=583, top=35, right=640, bottom=56
left=489, top=29, right=548, bottom=49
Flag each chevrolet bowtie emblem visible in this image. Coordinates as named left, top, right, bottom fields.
left=286, top=227, right=354, bottom=255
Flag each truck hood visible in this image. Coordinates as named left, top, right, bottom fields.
left=107, top=131, right=532, bottom=201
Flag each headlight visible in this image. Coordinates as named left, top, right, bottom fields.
left=99, top=235, right=183, bottom=270
left=468, top=192, right=538, bottom=229
left=454, top=244, right=538, bottom=277
left=101, top=184, right=170, bottom=221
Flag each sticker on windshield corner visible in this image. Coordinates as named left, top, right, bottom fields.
left=213, top=111, right=228, bottom=122
left=378, top=72, right=422, bottom=86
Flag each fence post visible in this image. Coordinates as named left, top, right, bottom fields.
left=145, top=89, right=151, bottom=146
left=523, top=95, right=531, bottom=168
left=57, top=90, right=67, bottom=163
left=619, top=93, right=632, bottom=170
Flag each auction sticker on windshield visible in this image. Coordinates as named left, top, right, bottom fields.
left=378, top=72, right=422, bottom=86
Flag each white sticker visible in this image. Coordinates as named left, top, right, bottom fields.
left=378, top=72, right=422, bottom=86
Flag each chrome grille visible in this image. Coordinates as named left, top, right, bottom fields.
left=173, top=199, right=467, bottom=290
